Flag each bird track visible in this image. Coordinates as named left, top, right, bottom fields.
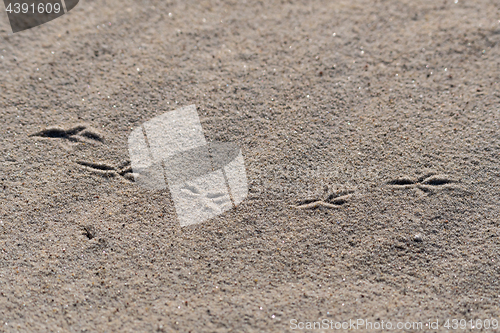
left=76, top=160, right=135, bottom=182
left=30, top=126, right=462, bottom=200
left=31, top=125, right=104, bottom=143
left=387, top=173, right=457, bottom=194
left=31, top=124, right=134, bottom=182
left=294, top=189, right=355, bottom=210
left=295, top=173, right=461, bottom=210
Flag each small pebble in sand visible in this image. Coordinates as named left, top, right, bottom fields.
left=414, top=234, right=423, bottom=242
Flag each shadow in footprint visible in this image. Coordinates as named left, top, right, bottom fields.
left=387, top=177, right=415, bottom=186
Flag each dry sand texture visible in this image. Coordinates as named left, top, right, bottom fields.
left=0, top=0, right=500, bottom=331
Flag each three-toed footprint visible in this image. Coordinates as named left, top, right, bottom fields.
left=294, top=189, right=355, bottom=210
left=387, top=173, right=460, bottom=195
left=31, top=124, right=104, bottom=143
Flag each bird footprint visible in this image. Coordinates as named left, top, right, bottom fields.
left=294, top=189, right=354, bottom=210
left=31, top=125, right=104, bottom=143
left=76, top=160, right=135, bottom=182
left=387, top=173, right=457, bottom=194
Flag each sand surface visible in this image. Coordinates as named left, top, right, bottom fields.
left=0, top=0, right=499, bottom=331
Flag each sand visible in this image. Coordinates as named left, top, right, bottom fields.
left=0, top=0, right=499, bottom=331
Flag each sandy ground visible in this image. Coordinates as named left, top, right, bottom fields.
left=0, top=0, right=499, bottom=331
